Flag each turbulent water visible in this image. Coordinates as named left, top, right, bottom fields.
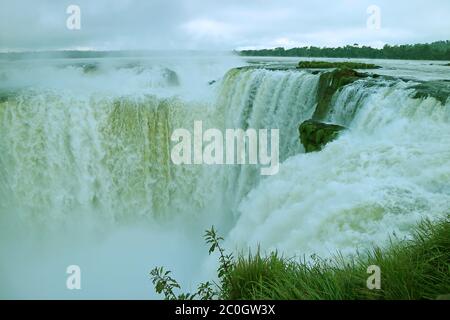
left=0, top=55, right=449, bottom=298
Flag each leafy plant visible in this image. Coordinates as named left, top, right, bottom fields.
left=150, top=267, right=183, bottom=300
left=204, top=226, right=234, bottom=295
left=150, top=226, right=233, bottom=300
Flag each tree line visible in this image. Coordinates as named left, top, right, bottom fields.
left=239, top=41, right=450, bottom=61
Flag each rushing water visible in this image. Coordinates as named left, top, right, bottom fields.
left=0, top=54, right=449, bottom=298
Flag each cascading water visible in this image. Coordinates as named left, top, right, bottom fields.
left=0, top=93, right=214, bottom=222
left=214, top=68, right=320, bottom=212
left=0, top=58, right=240, bottom=298
left=0, top=56, right=449, bottom=298
left=226, top=76, right=450, bottom=258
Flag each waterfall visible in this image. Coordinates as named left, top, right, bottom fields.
left=226, top=77, right=450, bottom=258
left=1, top=66, right=448, bottom=237
left=1, top=59, right=449, bottom=298
left=0, top=67, right=321, bottom=223
left=0, top=91, right=226, bottom=224
left=214, top=68, right=320, bottom=211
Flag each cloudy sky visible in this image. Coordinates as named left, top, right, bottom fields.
left=0, top=0, right=449, bottom=51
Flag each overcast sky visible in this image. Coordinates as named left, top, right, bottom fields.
left=0, top=0, right=449, bottom=51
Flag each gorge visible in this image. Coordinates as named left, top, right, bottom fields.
left=0, top=55, right=449, bottom=298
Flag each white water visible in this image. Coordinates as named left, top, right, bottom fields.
left=227, top=80, right=450, bottom=257
left=0, top=56, right=449, bottom=298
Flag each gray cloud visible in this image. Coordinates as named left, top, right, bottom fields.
left=0, top=0, right=449, bottom=51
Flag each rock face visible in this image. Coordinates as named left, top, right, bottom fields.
left=0, top=90, right=16, bottom=104
left=73, top=63, right=99, bottom=74
left=313, top=68, right=367, bottom=121
left=162, top=68, right=180, bottom=86
left=410, top=80, right=450, bottom=105
left=299, top=120, right=346, bottom=153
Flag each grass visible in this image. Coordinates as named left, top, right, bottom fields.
left=223, top=219, right=450, bottom=300
left=297, top=61, right=381, bottom=69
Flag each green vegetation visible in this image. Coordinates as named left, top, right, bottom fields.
left=240, top=41, right=450, bottom=61
left=151, top=219, right=450, bottom=300
left=298, top=61, right=380, bottom=69
left=299, top=120, right=346, bottom=153
left=0, top=90, right=18, bottom=104
left=150, top=226, right=233, bottom=300
left=225, top=219, right=450, bottom=300
left=73, top=63, right=99, bottom=74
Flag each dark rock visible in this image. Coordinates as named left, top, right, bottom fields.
left=118, top=62, right=145, bottom=74
left=0, top=90, right=17, bottom=104
left=299, top=120, right=346, bottom=153
left=70, top=63, right=99, bottom=74
left=313, top=68, right=368, bottom=120
left=410, top=81, right=450, bottom=105
left=60, top=62, right=99, bottom=74
left=162, top=68, right=180, bottom=86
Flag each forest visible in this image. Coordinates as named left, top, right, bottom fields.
left=239, top=41, right=450, bottom=61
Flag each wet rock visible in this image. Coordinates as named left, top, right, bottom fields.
left=410, top=80, right=450, bottom=105
left=299, top=120, right=346, bottom=153
left=313, top=68, right=368, bottom=120
left=0, top=90, right=17, bottom=104
left=82, top=63, right=99, bottom=74
left=118, top=62, right=145, bottom=74
left=162, top=68, right=180, bottom=86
